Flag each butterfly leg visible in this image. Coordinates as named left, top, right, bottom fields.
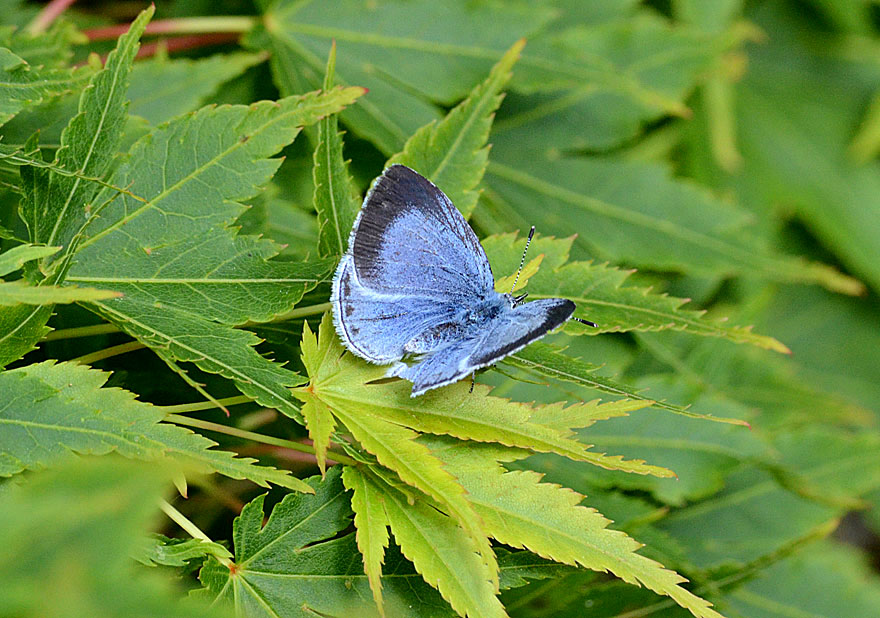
left=469, top=372, right=475, bottom=394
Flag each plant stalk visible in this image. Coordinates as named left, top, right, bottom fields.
left=159, top=499, right=234, bottom=568
left=165, top=413, right=358, bottom=467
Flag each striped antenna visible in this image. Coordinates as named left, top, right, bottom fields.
left=572, top=317, right=598, bottom=327
left=510, top=226, right=536, bottom=295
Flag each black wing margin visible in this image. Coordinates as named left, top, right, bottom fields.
left=350, top=165, right=495, bottom=300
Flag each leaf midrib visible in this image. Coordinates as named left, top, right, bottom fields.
left=76, top=102, right=314, bottom=253
left=47, top=41, right=129, bottom=247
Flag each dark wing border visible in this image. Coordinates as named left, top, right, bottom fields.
left=468, top=299, right=575, bottom=367
left=350, top=164, right=494, bottom=293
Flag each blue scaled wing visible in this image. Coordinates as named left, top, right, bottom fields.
left=332, top=164, right=494, bottom=364
left=349, top=164, right=495, bottom=300
left=398, top=298, right=576, bottom=396
left=332, top=254, right=460, bottom=363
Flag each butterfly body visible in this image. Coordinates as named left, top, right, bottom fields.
left=331, top=165, right=580, bottom=396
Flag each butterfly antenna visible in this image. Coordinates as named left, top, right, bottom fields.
left=573, top=317, right=598, bottom=327
left=510, top=226, right=536, bottom=295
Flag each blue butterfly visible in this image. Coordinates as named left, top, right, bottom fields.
left=331, top=164, right=595, bottom=397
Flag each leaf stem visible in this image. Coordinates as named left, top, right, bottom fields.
left=165, top=413, right=359, bottom=466
left=162, top=396, right=253, bottom=415
left=45, top=323, right=120, bottom=341
left=84, top=16, right=257, bottom=41
left=26, top=0, right=77, bottom=34
left=159, top=499, right=234, bottom=568
left=70, top=340, right=144, bottom=364
left=136, top=33, right=242, bottom=59
left=268, top=301, right=333, bottom=324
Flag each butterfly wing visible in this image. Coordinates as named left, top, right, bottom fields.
left=332, top=164, right=495, bottom=363
left=467, top=298, right=575, bottom=368
left=332, top=253, right=459, bottom=363
left=398, top=298, right=575, bottom=396
left=349, top=164, right=495, bottom=300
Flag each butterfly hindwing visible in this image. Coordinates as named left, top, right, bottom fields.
left=332, top=254, right=459, bottom=363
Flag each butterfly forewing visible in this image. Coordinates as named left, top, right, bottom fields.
left=351, top=165, right=495, bottom=300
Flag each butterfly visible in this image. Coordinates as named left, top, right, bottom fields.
left=331, top=164, right=595, bottom=397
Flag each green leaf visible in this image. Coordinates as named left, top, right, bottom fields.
left=19, top=6, right=153, bottom=255
left=349, top=466, right=508, bottom=618
left=313, top=42, right=360, bottom=257
left=0, top=47, right=93, bottom=127
left=342, top=466, right=390, bottom=615
left=388, top=39, right=523, bottom=218
left=0, top=243, right=59, bottom=276
left=296, top=317, right=501, bottom=584
left=0, top=279, right=120, bottom=305
left=482, top=232, right=789, bottom=352
left=61, top=87, right=362, bottom=420
left=657, top=427, right=880, bottom=570
left=498, top=12, right=723, bottom=151
left=0, top=456, right=231, bottom=618
left=0, top=360, right=311, bottom=492
left=505, top=341, right=747, bottom=422
left=259, top=0, right=553, bottom=154
left=0, top=8, right=153, bottom=367
left=427, top=438, right=724, bottom=618
left=849, top=90, right=880, bottom=164
left=728, top=7, right=880, bottom=293
left=299, top=311, right=338, bottom=472
left=136, top=535, right=232, bottom=568
left=69, top=89, right=359, bottom=323
left=634, top=329, right=874, bottom=430
left=295, top=314, right=674, bottom=477
left=482, top=157, right=861, bottom=294
left=0, top=143, right=147, bottom=201
left=753, top=285, right=880, bottom=415
left=201, top=467, right=448, bottom=617
left=0, top=304, right=51, bottom=366
left=0, top=18, right=86, bottom=67
left=546, top=384, right=771, bottom=505
left=127, top=51, right=267, bottom=126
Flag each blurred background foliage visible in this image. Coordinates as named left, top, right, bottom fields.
left=2, top=0, right=880, bottom=617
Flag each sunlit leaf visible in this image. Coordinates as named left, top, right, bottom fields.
left=294, top=314, right=674, bottom=477
left=388, top=39, right=523, bottom=217
left=313, top=42, right=360, bottom=258
left=482, top=233, right=789, bottom=352
left=427, top=438, right=724, bottom=618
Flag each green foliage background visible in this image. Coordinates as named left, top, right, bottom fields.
left=1, top=1, right=880, bottom=617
